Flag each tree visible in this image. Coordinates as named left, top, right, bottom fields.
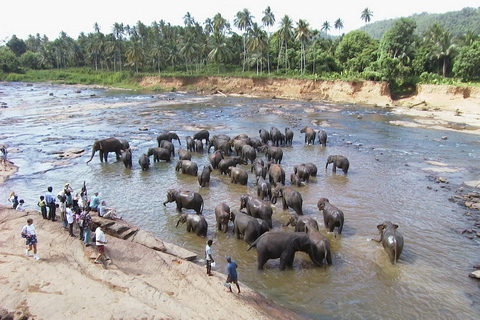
left=213, top=13, right=230, bottom=35
left=334, top=19, right=344, bottom=36
left=453, top=40, right=480, bottom=81
left=424, top=23, right=457, bottom=77
left=335, top=30, right=378, bottom=72
left=361, top=8, right=373, bottom=30
left=277, top=15, right=294, bottom=73
left=0, top=48, right=20, bottom=72
left=247, top=23, right=268, bottom=74
left=262, top=6, right=275, bottom=73
left=234, top=9, right=253, bottom=72
left=7, top=35, right=27, bottom=57
left=321, top=21, right=331, bottom=37
left=125, top=40, right=145, bottom=73
left=295, top=19, right=310, bottom=74
left=458, top=30, right=479, bottom=47
left=19, top=51, right=40, bottom=69
left=379, top=18, right=417, bottom=61
left=183, top=12, right=195, bottom=27
left=208, top=32, right=232, bottom=73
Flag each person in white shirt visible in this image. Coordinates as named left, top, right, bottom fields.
left=205, top=239, right=214, bottom=276
left=94, top=226, right=108, bottom=264
left=16, top=199, right=26, bottom=211
left=65, top=207, right=75, bottom=237
left=21, top=218, right=40, bottom=260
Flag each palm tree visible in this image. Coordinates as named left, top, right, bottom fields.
left=204, top=18, right=214, bottom=37
left=321, top=21, right=331, bottom=37
left=361, top=8, right=373, bottom=30
left=234, top=9, right=253, bottom=72
left=277, top=15, right=294, bottom=73
left=334, top=18, right=344, bottom=36
left=425, top=23, right=456, bottom=77
left=125, top=40, right=145, bottom=73
left=295, top=19, right=310, bottom=74
left=458, top=30, right=479, bottom=47
left=112, top=22, right=124, bottom=71
left=247, top=22, right=268, bottom=74
left=183, top=12, right=195, bottom=27
left=208, top=32, right=232, bottom=73
left=262, top=6, right=275, bottom=73
left=180, top=34, right=200, bottom=73
left=213, top=13, right=230, bottom=35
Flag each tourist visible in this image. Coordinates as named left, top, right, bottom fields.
left=45, top=186, right=56, bottom=221
left=89, top=192, right=100, bottom=213
left=0, top=146, right=6, bottom=164
left=65, top=206, right=75, bottom=237
left=16, top=199, right=25, bottom=211
left=76, top=208, right=84, bottom=241
left=205, top=239, right=214, bottom=276
left=80, top=208, right=93, bottom=246
left=64, top=183, right=74, bottom=207
left=21, top=218, right=40, bottom=260
left=98, top=201, right=121, bottom=220
left=57, top=189, right=67, bottom=227
left=8, top=191, right=17, bottom=209
left=94, top=225, right=108, bottom=264
left=37, top=195, right=47, bottom=219
left=226, top=256, right=240, bottom=293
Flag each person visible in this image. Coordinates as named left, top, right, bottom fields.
left=64, top=183, right=74, bottom=207
left=226, top=256, right=240, bottom=293
left=21, top=218, right=40, bottom=260
left=65, top=206, right=75, bottom=237
left=75, top=208, right=84, bottom=241
left=8, top=191, right=17, bottom=208
left=94, top=225, right=108, bottom=264
left=57, top=190, right=67, bottom=227
left=0, top=146, right=7, bottom=164
left=205, top=239, right=214, bottom=276
left=38, top=195, right=47, bottom=219
left=98, top=201, right=121, bottom=220
left=16, top=199, right=25, bottom=211
left=89, top=192, right=100, bottom=213
left=45, top=186, right=56, bottom=221
left=80, top=208, right=93, bottom=246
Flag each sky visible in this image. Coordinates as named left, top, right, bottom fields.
left=2, top=0, right=479, bottom=42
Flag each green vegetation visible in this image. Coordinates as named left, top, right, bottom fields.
left=1, top=6, right=480, bottom=93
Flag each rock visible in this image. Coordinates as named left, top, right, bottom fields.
left=465, top=202, right=480, bottom=210
left=464, top=181, right=480, bottom=188
left=476, top=232, right=480, bottom=238
left=57, top=148, right=85, bottom=159
left=442, top=136, right=448, bottom=140
left=469, top=270, right=480, bottom=279
left=436, top=177, right=448, bottom=183
left=357, top=115, right=363, bottom=119
left=132, top=229, right=167, bottom=253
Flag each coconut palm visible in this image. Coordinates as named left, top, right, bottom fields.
left=334, top=18, right=344, bottom=36
left=247, top=22, right=268, bottom=74
left=277, top=15, right=294, bottom=73
left=361, top=8, right=373, bottom=30
left=183, top=12, right=195, bottom=27
left=425, top=23, right=456, bottom=77
left=321, top=21, right=331, bottom=37
left=213, top=13, right=230, bottom=35
left=125, top=40, right=145, bottom=73
left=208, top=32, right=232, bottom=73
left=262, top=6, right=275, bottom=73
left=234, top=9, right=254, bottom=72
left=458, top=30, right=479, bottom=47
left=295, top=19, right=310, bottom=74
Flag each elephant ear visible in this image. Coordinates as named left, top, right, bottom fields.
left=393, top=224, right=399, bottom=229
left=377, top=224, right=386, bottom=231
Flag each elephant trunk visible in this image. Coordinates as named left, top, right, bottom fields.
left=163, top=201, right=168, bottom=206
left=86, top=148, right=96, bottom=164
left=176, top=219, right=180, bottom=227
left=271, top=196, right=277, bottom=204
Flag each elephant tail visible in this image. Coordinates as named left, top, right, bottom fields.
left=246, top=238, right=259, bottom=251
left=200, top=201, right=204, bottom=214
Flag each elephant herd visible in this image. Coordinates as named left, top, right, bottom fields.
left=86, top=127, right=404, bottom=269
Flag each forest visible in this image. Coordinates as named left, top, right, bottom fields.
left=1, top=6, right=480, bottom=92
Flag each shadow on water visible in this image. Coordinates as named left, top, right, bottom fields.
left=1, top=82, right=480, bottom=319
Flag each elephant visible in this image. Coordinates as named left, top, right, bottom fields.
left=293, top=164, right=310, bottom=183
left=208, top=138, right=231, bottom=155
left=138, top=153, right=150, bottom=171
left=215, top=202, right=231, bottom=233
left=241, top=144, right=257, bottom=164
left=232, top=210, right=269, bottom=244
left=147, top=147, right=171, bottom=162
left=231, top=139, right=247, bottom=156
left=163, top=189, right=204, bottom=214
left=159, top=140, right=175, bottom=157
left=256, top=176, right=272, bottom=201
left=271, top=185, right=303, bottom=215
left=251, top=159, right=267, bottom=180
left=218, top=157, right=247, bottom=175
left=317, top=198, right=344, bottom=235
left=209, top=150, right=224, bottom=169
left=259, top=129, right=270, bottom=144
left=185, top=136, right=195, bottom=152
left=157, top=131, right=181, bottom=146
left=266, top=162, right=285, bottom=186
left=193, top=129, right=209, bottom=144
left=198, top=165, right=213, bottom=187
left=175, top=160, right=198, bottom=176
left=318, top=130, right=327, bottom=147
left=194, top=140, right=204, bottom=153
left=326, top=155, right=349, bottom=174
left=290, top=173, right=302, bottom=187
left=247, top=231, right=327, bottom=270
left=305, top=222, right=333, bottom=266
left=270, top=127, right=283, bottom=147
left=304, top=162, right=318, bottom=177
left=284, top=214, right=319, bottom=232
left=119, top=139, right=130, bottom=151
left=228, top=166, right=248, bottom=185
left=240, top=195, right=273, bottom=228
left=285, top=128, right=294, bottom=146
left=86, top=137, right=126, bottom=163
left=248, top=137, right=263, bottom=150
left=178, top=148, right=192, bottom=161
left=261, top=145, right=283, bottom=164
left=371, top=221, right=404, bottom=264
left=300, top=126, right=316, bottom=145
left=176, top=213, right=208, bottom=237
left=121, top=148, right=132, bottom=169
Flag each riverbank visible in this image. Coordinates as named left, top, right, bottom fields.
left=0, top=161, right=301, bottom=320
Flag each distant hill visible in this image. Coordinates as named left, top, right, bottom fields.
left=362, top=7, right=480, bottom=39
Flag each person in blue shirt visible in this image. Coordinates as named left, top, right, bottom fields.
left=226, top=256, right=240, bottom=293
left=89, top=192, right=100, bottom=213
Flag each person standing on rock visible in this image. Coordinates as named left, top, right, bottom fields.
left=94, top=225, right=108, bottom=264
left=65, top=206, right=75, bottom=237
left=205, top=239, right=214, bottom=276
left=22, top=218, right=40, bottom=260
left=45, top=186, right=56, bottom=221
left=226, top=256, right=240, bottom=293
left=80, top=208, right=93, bottom=246
left=38, top=195, right=47, bottom=219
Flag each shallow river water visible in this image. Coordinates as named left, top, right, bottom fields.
left=1, top=82, right=480, bottom=319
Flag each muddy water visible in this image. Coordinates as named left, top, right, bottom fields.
left=1, top=82, right=480, bottom=319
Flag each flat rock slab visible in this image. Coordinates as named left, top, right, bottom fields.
left=469, top=270, right=480, bottom=279
left=464, top=181, right=480, bottom=188
left=163, top=242, right=197, bottom=261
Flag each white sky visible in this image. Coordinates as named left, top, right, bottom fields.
left=2, top=0, right=479, bottom=42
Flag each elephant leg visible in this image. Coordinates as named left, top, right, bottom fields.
left=326, top=250, right=332, bottom=265
left=279, top=249, right=295, bottom=270
left=99, top=150, right=105, bottom=162
left=282, top=199, right=288, bottom=210
left=176, top=204, right=182, bottom=212
left=257, top=254, right=269, bottom=270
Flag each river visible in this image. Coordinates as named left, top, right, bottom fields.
left=1, top=81, right=480, bottom=319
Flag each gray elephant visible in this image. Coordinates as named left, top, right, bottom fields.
left=163, top=189, right=204, bottom=214
left=304, top=162, right=318, bottom=177
left=185, top=136, right=195, bottom=152
left=138, top=153, right=150, bottom=171
left=290, top=173, right=302, bottom=187
left=232, top=210, right=269, bottom=244
left=193, top=129, right=209, bottom=144
left=256, top=176, right=272, bottom=201
left=248, top=137, right=263, bottom=150
left=231, top=139, right=247, bottom=156
left=209, top=150, right=224, bottom=169
left=208, top=137, right=231, bottom=155
left=147, top=147, right=171, bottom=162
left=261, top=145, right=283, bottom=164
left=215, top=203, right=231, bottom=233
left=326, top=155, right=349, bottom=174
left=194, top=140, right=204, bottom=153
left=371, top=221, right=404, bottom=264
left=229, top=166, right=248, bottom=185
left=247, top=231, right=327, bottom=270
left=86, top=137, right=126, bottom=163
left=259, top=129, right=270, bottom=144
left=305, top=222, right=332, bottom=266
left=241, top=144, right=257, bottom=164
left=157, top=131, right=181, bottom=146
left=285, top=127, right=294, bottom=146
left=293, top=164, right=310, bottom=183
left=266, top=162, right=285, bottom=186
left=300, top=126, right=316, bottom=145
left=318, top=130, right=327, bottom=147
left=121, top=148, right=132, bottom=169
left=317, top=198, right=344, bottom=234
left=159, top=140, right=175, bottom=157
left=271, top=185, right=303, bottom=215
left=178, top=148, right=192, bottom=160
left=175, top=160, right=198, bottom=176
left=240, top=195, right=273, bottom=228
left=270, top=127, right=283, bottom=146
left=284, top=214, right=319, bottom=232
left=119, top=139, right=130, bottom=151
left=198, top=165, right=213, bottom=187
left=176, top=213, right=208, bottom=237
left=251, top=159, right=267, bottom=180
left=218, top=157, right=247, bottom=175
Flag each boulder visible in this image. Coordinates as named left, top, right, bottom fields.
left=469, top=270, right=480, bottom=279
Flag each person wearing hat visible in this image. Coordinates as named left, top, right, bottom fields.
left=205, top=239, right=214, bottom=276
left=226, top=256, right=240, bottom=293
left=16, top=199, right=26, bottom=211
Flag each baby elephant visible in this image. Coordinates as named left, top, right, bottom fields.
left=317, top=198, right=344, bottom=235
left=176, top=213, right=208, bottom=237
left=372, top=221, right=404, bottom=264
left=326, top=155, right=349, bottom=174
